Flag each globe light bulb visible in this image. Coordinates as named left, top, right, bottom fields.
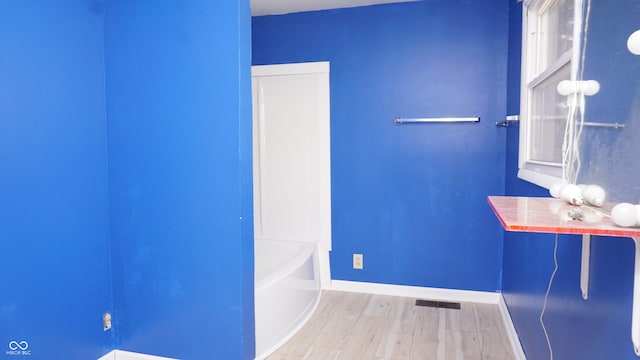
left=612, top=203, right=638, bottom=227
left=556, top=80, right=600, bottom=96
left=550, top=183, right=565, bottom=198
left=557, top=80, right=574, bottom=96
left=628, top=29, right=640, bottom=55
left=582, top=185, right=606, bottom=207
left=582, top=80, right=600, bottom=96
left=560, top=184, right=583, bottom=206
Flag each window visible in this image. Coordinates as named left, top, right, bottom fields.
left=519, top=0, right=583, bottom=188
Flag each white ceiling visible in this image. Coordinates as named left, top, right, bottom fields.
left=251, top=0, right=420, bottom=16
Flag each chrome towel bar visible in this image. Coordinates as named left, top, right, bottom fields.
left=495, top=115, right=624, bottom=129
left=496, top=115, right=519, bottom=127
left=583, top=122, right=625, bottom=129
left=394, top=117, right=480, bottom=124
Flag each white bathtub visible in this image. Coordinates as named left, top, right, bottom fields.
left=254, top=239, right=321, bottom=359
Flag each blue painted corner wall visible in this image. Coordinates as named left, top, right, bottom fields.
left=503, top=1, right=640, bottom=359
left=252, top=0, right=509, bottom=292
left=103, top=1, right=254, bottom=359
left=1, top=1, right=254, bottom=359
left=0, top=1, right=114, bottom=359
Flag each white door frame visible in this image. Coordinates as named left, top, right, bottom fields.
left=251, top=61, right=332, bottom=289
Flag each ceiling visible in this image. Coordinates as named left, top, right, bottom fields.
left=251, top=0, right=419, bottom=16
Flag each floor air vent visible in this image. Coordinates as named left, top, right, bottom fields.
left=415, top=299, right=461, bottom=310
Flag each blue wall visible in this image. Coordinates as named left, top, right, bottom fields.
left=503, top=1, right=640, bottom=359
left=253, top=0, right=509, bottom=292
left=578, top=0, right=640, bottom=203
left=1, top=1, right=254, bottom=359
left=104, top=1, right=254, bottom=359
left=0, top=1, right=114, bottom=359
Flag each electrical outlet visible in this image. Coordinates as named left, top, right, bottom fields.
left=353, top=253, right=363, bottom=270
left=103, top=312, right=112, bottom=331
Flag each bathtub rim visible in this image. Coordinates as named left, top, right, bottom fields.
left=254, top=238, right=317, bottom=293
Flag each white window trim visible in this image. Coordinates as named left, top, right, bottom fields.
left=518, top=0, right=584, bottom=189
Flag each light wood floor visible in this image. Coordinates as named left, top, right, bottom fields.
left=267, top=290, right=514, bottom=360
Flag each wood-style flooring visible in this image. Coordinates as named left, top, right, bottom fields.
left=267, top=290, right=514, bottom=360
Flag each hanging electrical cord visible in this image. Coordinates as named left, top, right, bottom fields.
left=562, top=93, right=579, bottom=183
left=540, top=233, right=560, bottom=360
left=572, top=0, right=592, bottom=183
left=550, top=3, right=593, bottom=359
left=579, top=0, right=592, bottom=85
left=562, top=0, right=592, bottom=185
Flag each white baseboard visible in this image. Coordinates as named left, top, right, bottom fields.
left=98, top=350, right=177, bottom=360
left=329, top=280, right=501, bottom=304
left=498, top=295, right=527, bottom=360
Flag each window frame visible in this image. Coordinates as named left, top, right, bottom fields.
left=518, top=0, right=584, bottom=188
